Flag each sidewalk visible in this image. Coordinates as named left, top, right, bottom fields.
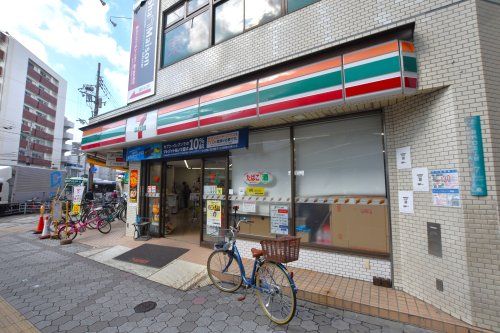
left=74, top=222, right=489, bottom=333
left=0, top=295, right=40, bottom=333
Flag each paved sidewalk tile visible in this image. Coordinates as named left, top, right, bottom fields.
left=0, top=295, right=40, bottom=333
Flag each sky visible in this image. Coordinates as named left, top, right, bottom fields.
left=0, top=0, right=135, bottom=143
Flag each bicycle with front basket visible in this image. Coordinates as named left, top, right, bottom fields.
left=206, top=207, right=300, bottom=325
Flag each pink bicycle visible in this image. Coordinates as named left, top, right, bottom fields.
left=58, top=208, right=112, bottom=240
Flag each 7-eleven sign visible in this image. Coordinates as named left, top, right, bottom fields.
left=126, top=110, right=157, bottom=142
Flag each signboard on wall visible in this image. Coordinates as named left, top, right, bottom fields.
left=72, top=185, right=85, bottom=204
left=270, top=205, right=289, bottom=235
left=466, top=116, right=487, bottom=196
left=130, top=170, right=139, bottom=203
left=106, top=152, right=127, bottom=167
left=126, top=110, right=158, bottom=142
left=127, top=0, right=160, bottom=103
left=431, top=169, right=460, bottom=207
left=162, top=129, right=249, bottom=159
left=126, top=143, right=162, bottom=161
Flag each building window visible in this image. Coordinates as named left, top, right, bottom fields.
left=287, top=0, right=320, bottom=13
left=162, top=9, right=210, bottom=67
left=230, top=128, right=291, bottom=237
left=162, top=0, right=322, bottom=67
left=214, top=0, right=244, bottom=44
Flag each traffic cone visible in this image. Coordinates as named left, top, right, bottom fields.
left=33, top=214, right=44, bottom=234
left=39, top=216, right=51, bottom=240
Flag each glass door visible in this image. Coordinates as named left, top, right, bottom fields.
left=144, top=161, right=163, bottom=236
left=201, top=156, right=228, bottom=244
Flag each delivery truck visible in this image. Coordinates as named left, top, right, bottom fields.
left=0, top=165, right=66, bottom=215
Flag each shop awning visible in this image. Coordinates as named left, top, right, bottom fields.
left=81, top=39, right=417, bottom=152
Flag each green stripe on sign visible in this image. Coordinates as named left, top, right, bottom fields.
left=259, top=71, right=342, bottom=103
left=81, top=127, right=125, bottom=144
left=344, top=56, right=401, bottom=83
left=158, top=107, right=198, bottom=127
left=403, top=56, right=417, bottom=72
left=200, top=92, right=257, bottom=117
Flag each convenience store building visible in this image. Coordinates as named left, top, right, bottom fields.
left=80, top=0, right=500, bottom=331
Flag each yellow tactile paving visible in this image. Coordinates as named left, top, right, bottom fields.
left=0, top=296, right=40, bottom=333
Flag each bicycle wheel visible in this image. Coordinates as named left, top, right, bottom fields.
left=58, top=224, right=77, bottom=241
left=119, top=208, right=126, bottom=223
left=207, top=250, right=242, bottom=293
left=86, top=211, right=99, bottom=229
left=255, top=262, right=296, bottom=325
left=97, top=220, right=111, bottom=234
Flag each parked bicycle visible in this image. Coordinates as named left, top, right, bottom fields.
left=206, top=206, right=300, bottom=325
left=58, top=207, right=112, bottom=240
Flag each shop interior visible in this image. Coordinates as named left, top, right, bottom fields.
left=164, top=159, right=202, bottom=244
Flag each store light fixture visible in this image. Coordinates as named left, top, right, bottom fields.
left=184, top=160, right=190, bottom=169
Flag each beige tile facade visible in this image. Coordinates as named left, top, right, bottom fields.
left=93, top=0, right=499, bottom=330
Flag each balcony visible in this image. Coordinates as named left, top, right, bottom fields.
left=22, top=108, right=37, bottom=122
left=37, top=102, right=56, bottom=117
left=27, top=67, right=41, bottom=82
left=62, top=143, right=72, bottom=152
left=40, top=77, right=58, bottom=94
left=32, top=129, right=53, bottom=141
left=0, top=49, right=4, bottom=61
left=25, top=81, right=40, bottom=96
left=19, top=139, right=28, bottom=149
left=21, top=124, right=30, bottom=133
left=64, top=118, right=74, bottom=129
left=32, top=143, right=52, bottom=154
left=40, top=89, right=57, bottom=106
left=31, top=157, right=51, bottom=168
left=63, top=130, right=73, bottom=141
left=37, top=117, right=55, bottom=130
left=24, top=95, right=38, bottom=109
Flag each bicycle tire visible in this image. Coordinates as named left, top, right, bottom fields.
left=255, top=261, right=296, bottom=325
left=58, top=224, right=77, bottom=241
left=207, top=250, right=243, bottom=293
left=119, top=208, right=126, bottom=223
left=98, top=220, right=111, bottom=234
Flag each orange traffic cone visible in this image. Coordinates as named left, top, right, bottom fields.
left=33, top=205, right=45, bottom=234
left=39, top=216, right=51, bottom=239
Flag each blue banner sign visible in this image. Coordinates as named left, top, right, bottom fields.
left=162, top=129, right=249, bottom=158
left=466, top=116, right=487, bottom=196
left=126, top=143, right=162, bottom=162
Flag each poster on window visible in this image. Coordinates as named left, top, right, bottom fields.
left=431, top=169, right=460, bottom=207
left=130, top=170, right=138, bottom=203
left=72, top=185, right=85, bottom=204
left=270, top=205, right=289, bottom=235
left=127, top=0, right=160, bottom=103
left=207, top=200, right=222, bottom=227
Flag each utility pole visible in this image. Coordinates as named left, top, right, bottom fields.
left=93, top=63, right=101, bottom=118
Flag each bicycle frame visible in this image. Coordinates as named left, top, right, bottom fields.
left=223, top=241, right=297, bottom=294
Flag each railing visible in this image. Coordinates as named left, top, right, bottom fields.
left=0, top=201, right=51, bottom=216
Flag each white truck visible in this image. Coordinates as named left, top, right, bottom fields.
left=0, top=165, right=66, bottom=215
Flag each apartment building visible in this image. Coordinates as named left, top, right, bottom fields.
left=0, top=31, right=69, bottom=169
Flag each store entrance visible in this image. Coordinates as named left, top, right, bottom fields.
left=164, top=159, right=202, bottom=244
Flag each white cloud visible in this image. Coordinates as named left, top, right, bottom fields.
left=103, top=68, right=128, bottom=107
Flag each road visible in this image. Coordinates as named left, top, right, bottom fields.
left=0, top=215, right=432, bottom=333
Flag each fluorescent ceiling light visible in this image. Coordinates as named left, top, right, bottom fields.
left=184, top=160, right=189, bottom=169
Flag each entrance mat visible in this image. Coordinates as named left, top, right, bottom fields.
left=114, top=244, right=189, bottom=268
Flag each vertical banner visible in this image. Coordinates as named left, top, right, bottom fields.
left=128, top=0, right=160, bottom=104
left=466, top=116, right=487, bottom=196
left=130, top=170, right=139, bottom=203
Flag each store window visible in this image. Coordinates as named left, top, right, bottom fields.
left=287, top=0, right=320, bottom=13
left=294, top=115, right=389, bottom=253
left=162, top=8, right=210, bottom=67
left=188, top=0, right=208, bottom=14
left=166, top=5, right=184, bottom=27
left=230, top=129, right=291, bottom=237
left=244, top=0, right=282, bottom=30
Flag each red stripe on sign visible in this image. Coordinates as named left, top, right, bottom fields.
left=259, top=89, right=343, bottom=115
left=157, top=121, right=198, bottom=135
left=81, top=137, right=125, bottom=150
left=404, top=77, right=418, bottom=89
left=345, top=77, right=402, bottom=98
left=199, top=108, right=257, bottom=126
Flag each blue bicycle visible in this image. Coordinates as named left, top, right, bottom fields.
left=206, top=215, right=300, bottom=325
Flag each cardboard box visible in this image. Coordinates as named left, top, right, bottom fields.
left=330, top=204, right=389, bottom=253
left=252, top=216, right=270, bottom=236
left=297, top=231, right=310, bottom=243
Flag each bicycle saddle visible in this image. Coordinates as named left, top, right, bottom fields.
left=251, top=248, right=264, bottom=258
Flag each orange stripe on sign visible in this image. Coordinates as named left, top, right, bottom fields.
left=159, top=97, right=199, bottom=115
left=102, top=120, right=126, bottom=131
left=400, top=41, right=415, bottom=53
left=200, top=81, right=257, bottom=104
left=83, top=126, right=103, bottom=136
left=259, top=57, right=341, bottom=88
left=343, top=40, right=399, bottom=65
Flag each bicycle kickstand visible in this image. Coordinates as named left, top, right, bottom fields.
left=237, top=285, right=250, bottom=301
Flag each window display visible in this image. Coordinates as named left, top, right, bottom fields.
left=230, top=128, right=291, bottom=237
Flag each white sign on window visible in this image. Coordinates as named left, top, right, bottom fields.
left=241, top=202, right=256, bottom=213
left=396, top=146, right=412, bottom=169
left=270, top=205, right=289, bottom=235
left=398, top=191, right=414, bottom=214
left=412, top=167, right=429, bottom=192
